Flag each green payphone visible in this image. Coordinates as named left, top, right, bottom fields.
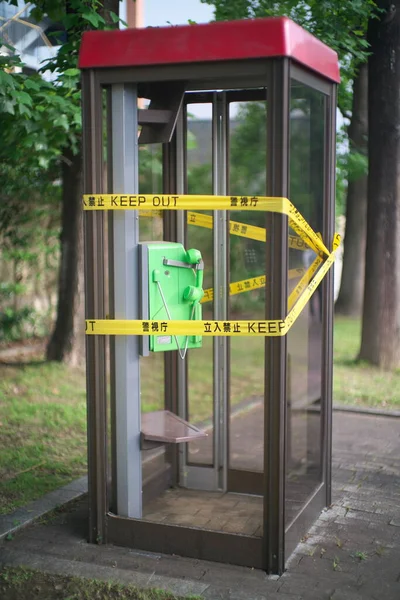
left=139, top=242, right=204, bottom=356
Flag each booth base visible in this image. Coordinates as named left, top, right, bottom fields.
left=143, top=488, right=263, bottom=537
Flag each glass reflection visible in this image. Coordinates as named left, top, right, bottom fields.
left=138, top=142, right=166, bottom=504
left=229, top=100, right=266, bottom=472
left=186, top=103, right=214, bottom=466
left=139, top=143, right=164, bottom=413
left=286, top=81, right=326, bottom=525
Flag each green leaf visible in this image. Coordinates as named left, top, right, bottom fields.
left=12, top=90, right=33, bottom=106
left=0, top=70, right=16, bottom=89
left=29, top=6, right=44, bottom=22
left=24, top=79, right=41, bottom=91
left=64, top=68, right=80, bottom=77
left=109, top=11, right=120, bottom=24
left=38, top=156, right=50, bottom=169
left=81, top=11, right=105, bottom=28
left=53, top=114, right=70, bottom=132
left=18, top=104, right=32, bottom=118
left=2, top=101, right=15, bottom=115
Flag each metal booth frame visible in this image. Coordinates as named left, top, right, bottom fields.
left=79, top=17, right=339, bottom=574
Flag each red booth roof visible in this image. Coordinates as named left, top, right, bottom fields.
left=78, top=17, right=340, bottom=83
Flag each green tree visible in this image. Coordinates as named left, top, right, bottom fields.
left=335, top=62, right=368, bottom=316
left=1, top=0, right=120, bottom=363
left=359, top=1, right=400, bottom=369
left=201, top=0, right=378, bottom=316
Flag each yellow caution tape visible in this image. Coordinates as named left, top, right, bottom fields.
left=287, top=256, right=323, bottom=311
left=284, top=234, right=340, bottom=332
left=83, top=194, right=329, bottom=256
left=85, top=235, right=340, bottom=337
left=187, top=211, right=308, bottom=251
left=83, top=193, right=280, bottom=211
left=142, top=209, right=307, bottom=250
left=202, top=269, right=305, bottom=304
left=188, top=211, right=265, bottom=242
left=86, top=317, right=287, bottom=337
left=140, top=209, right=162, bottom=218
left=202, top=275, right=265, bottom=304
left=187, top=211, right=212, bottom=229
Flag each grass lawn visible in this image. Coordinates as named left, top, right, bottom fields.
left=0, top=566, right=201, bottom=600
left=333, top=317, right=400, bottom=409
left=0, top=316, right=398, bottom=514
left=0, top=361, right=87, bottom=514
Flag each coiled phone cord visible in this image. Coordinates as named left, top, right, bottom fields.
left=156, top=281, right=196, bottom=360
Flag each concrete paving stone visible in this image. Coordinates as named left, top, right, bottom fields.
left=62, top=476, right=88, bottom=493
left=357, top=555, right=400, bottom=578
left=221, top=518, right=258, bottom=535
left=196, top=507, right=228, bottom=518
left=202, top=586, right=234, bottom=599
left=229, top=591, right=302, bottom=600
left=327, top=530, right=379, bottom=552
left=189, top=516, right=214, bottom=528
left=233, top=505, right=263, bottom=517
left=278, top=579, right=335, bottom=599
left=145, top=573, right=210, bottom=597
left=357, top=581, right=400, bottom=600
left=242, top=519, right=262, bottom=536
left=148, top=506, right=199, bottom=517
left=0, top=517, right=18, bottom=540
left=195, top=517, right=228, bottom=531
left=296, top=554, right=356, bottom=576
left=317, top=509, right=339, bottom=522
left=0, top=535, right=49, bottom=555
left=70, top=547, right=154, bottom=572
left=202, top=584, right=300, bottom=600
left=1, top=505, right=43, bottom=524
left=374, top=505, right=400, bottom=517
left=161, top=513, right=208, bottom=527
left=340, top=500, right=379, bottom=514
left=234, top=495, right=264, bottom=505
left=143, top=512, right=167, bottom=523
left=334, top=512, right=389, bottom=527
left=180, top=559, right=273, bottom=588
left=302, top=544, right=348, bottom=562
left=329, top=587, right=366, bottom=600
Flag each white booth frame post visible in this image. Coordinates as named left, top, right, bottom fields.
left=111, top=83, right=142, bottom=518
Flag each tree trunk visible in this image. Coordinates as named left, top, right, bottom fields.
left=335, top=62, right=368, bottom=316
left=46, top=0, right=119, bottom=365
left=46, top=147, right=84, bottom=365
left=359, top=1, right=400, bottom=369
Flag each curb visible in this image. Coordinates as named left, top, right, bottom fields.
left=333, top=404, right=400, bottom=418
left=0, top=476, right=88, bottom=542
left=0, top=549, right=211, bottom=598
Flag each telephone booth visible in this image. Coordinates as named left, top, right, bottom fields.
left=79, top=17, right=339, bottom=574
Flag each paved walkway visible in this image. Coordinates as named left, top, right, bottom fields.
left=1, top=411, right=399, bottom=599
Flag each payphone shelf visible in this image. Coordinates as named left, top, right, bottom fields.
left=141, top=410, right=207, bottom=444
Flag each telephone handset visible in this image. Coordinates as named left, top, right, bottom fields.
left=182, top=248, right=204, bottom=304
left=162, top=248, right=204, bottom=305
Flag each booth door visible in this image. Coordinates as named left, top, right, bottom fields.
left=178, top=91, right=268, bottom=494
left=285, top=71, right=334, bottom=557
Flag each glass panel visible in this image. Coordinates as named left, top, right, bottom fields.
left=139, top=143, right=164, bottom=414
left=137, top=141, right=166, bottom=506
left=228, top=100, right=266, bottom=472
left=286, top=81, right=326, bottom=525
left=186, top=103, right=214, bottom=466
